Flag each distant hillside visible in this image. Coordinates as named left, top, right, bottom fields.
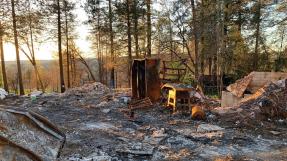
left=3, top=57, right=131, bottom=89
left=5, top=58, right=98, bottom=69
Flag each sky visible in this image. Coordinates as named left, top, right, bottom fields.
left=3, top=0, right=162, bottom=61
left=3, top=0, right=92, bottom=61
left=3, top=1, right=285, bottom=61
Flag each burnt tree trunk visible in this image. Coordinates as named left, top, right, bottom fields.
left=133, top=0, right=139, bottom=58
left=11, top=0, right=24, bottom=95
left=28, top=4, right=45, bottom=92
left=64, top=0, right=70, bottom=88
left=0, top=23, right=8, bottom=92
left=190, top=0, right=200, bottom=80
left=253, top=0, right=261, bottom=70
left=146, top=0, right=151, bottom=57
left=57, top=0, right=66, bottom=93
left=127, top=0, right=132, bottom=87
left=108, top=0, right=115, bottom=88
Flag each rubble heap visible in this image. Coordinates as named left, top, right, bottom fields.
left=0, top=108, right=65, bottom=161
left=1, top=81, right=286, bottom=160
left=0, top=88, right=8, bottom=100
left=62, top=82, right=110, bottom=97
left=239, top=79, right=287, bottom=119
left=226, top=73, right=253, bottom=97
left=214, top=79, right=287, bottom=127
left=222, top=72, right=287, bottom=107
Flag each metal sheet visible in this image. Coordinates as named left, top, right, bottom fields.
left=145, top=59, right=161, bottom=102
left=131, top=59, right=161, bottom=102
left=0, top=108, right=65, bottom=161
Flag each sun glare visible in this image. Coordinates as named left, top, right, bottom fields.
left=3, top=43, right=54, bottom=61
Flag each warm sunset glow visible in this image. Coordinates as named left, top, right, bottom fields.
left=2, top=0, right=93, bottom=61
left=3, top=43, right=54, bottom=61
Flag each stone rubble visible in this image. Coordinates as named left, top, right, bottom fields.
left=0, top=88, right=8, bottom=100
left=197, top=124, right=225, bottom=133
left=214, top=79, right=287, bottom=129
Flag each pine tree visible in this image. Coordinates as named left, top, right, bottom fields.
left=11, top=0, right=24, bottom=95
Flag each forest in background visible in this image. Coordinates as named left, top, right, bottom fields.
left=0, top=0, right=287, bottom=95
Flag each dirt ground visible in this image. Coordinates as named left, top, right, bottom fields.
left=1, top=86, right=287, bottom=161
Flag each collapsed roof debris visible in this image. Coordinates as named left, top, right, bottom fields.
left=222, top=72, right=287, bottom=107
left=226, top=73, right=253, bottom=98
left=217, top=75, right=287, bottom=130
left=240, top=79, right=287, bottom=119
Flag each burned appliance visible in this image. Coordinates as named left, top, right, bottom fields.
left=132, top=58, right=161, bottom=102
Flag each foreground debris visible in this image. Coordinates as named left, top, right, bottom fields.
left=240, top=79, right=287, bottom=118
left=0, top=88, right=8, bottom=100
left=222, top=72, right=287, bottom=107
left=0, top=108, right=65, bottom=161
left=226, top=73, right=253, bottom=97
left=215, top=79, right=287, bottom=128
left=63, top=82, right=110, bottom=98
left=0, top=82, right=286, bottom=161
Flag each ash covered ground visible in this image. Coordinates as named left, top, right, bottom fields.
left=1, top=82, right=287, bottom=161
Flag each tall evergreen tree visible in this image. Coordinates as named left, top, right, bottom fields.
left=146, top=0, right=151, bottom=57
left=57, top=0, right=65, bottom=93
left=11, top=0, right=24, bottom=95
left=108, top=0, right=115, bottom=88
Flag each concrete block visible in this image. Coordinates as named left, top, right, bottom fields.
left=221, top=91, right=243, bottom=107
left=248, top=72, right=287, bottom=93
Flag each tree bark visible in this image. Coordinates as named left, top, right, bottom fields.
left=108, top=0, right=115, bottom=88
left=96, top=0, right=103, bottom=83
left=57, top=0, right=65, bottom=93
left=0, top=23, right=8, bottom=92
left=71, top=51, right=77, bottom=85
left=75, top=51, right=96, bottom=81
left=190, top=0, right=199, bottom=80
left=133, top=0, right=139, bottom=58
left=218, top=0, right=229, bottom=97
left=33, top=65, right=45, bottom=91
left=64, top=0, right=70, bottom=88
left=104, top=42, right=108, bottom=84
left=237, top=1, right=242, bottom=33
left=11, top=0, right=24, bottom=95
left=127, top=0, right=132, bottom=87
left=168, top=15, right=173, bottom=60
left=146, top=0, right=151, bottom=57
left=253, top=0, right=261, bottom=70
left=70, top=51, right=75, bottom=85
left=27, top=1, right=45, bottom=92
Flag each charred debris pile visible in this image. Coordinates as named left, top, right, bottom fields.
left=0, top=70, right=287, bottom=160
